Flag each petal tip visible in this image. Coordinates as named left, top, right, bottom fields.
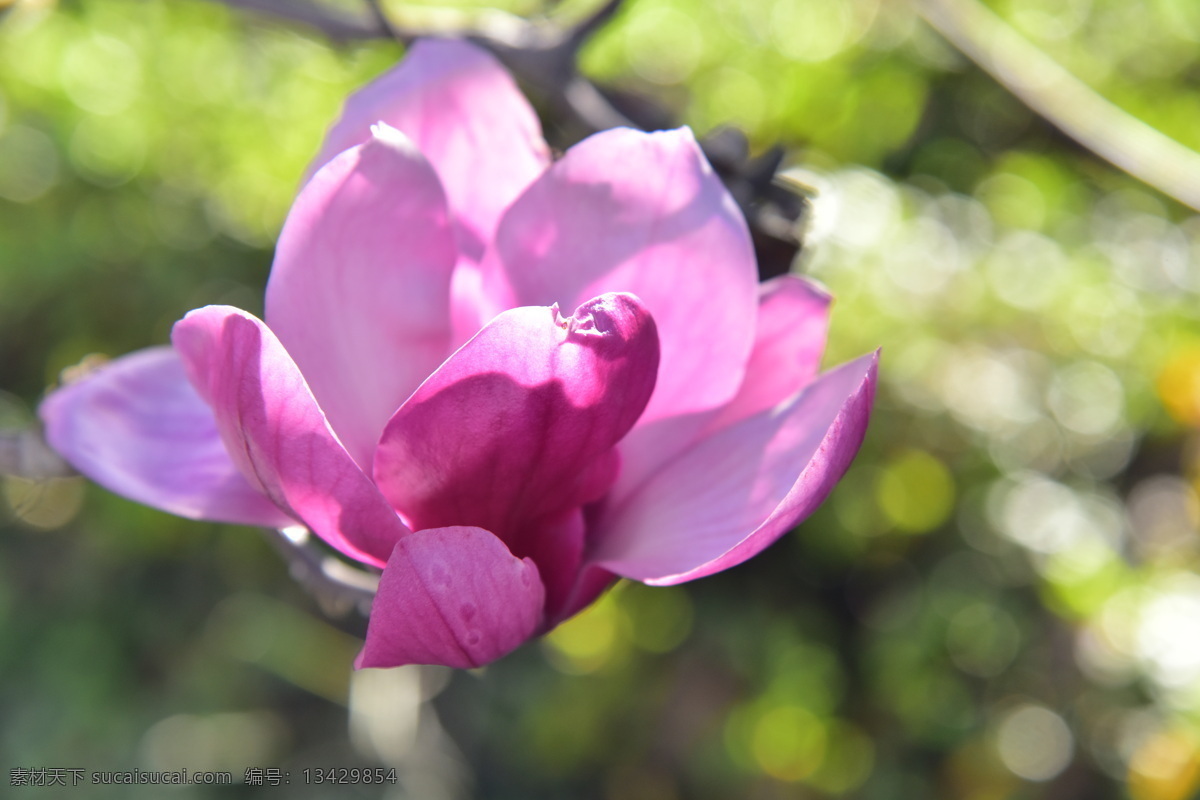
left=566, top=292, right=653, bottom=344
left=778, top=273, right=834, bottom=306
left=360, top=528, right=546, bottom=669
left=658, top=125, right=697, bottom=144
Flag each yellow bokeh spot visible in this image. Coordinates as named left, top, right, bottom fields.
left=1129, top=728, right=1200, bottom=800
left=2, top=476, right=85, bottom=530
left=542, top=588, right=625, bottom=675
left=876, top=449, right=955, bottom=533
left=976, top=171, right=1046, bottom=231
left=751, top=705, right=827, bottom=782
left=625, top=584, right=693, bottom=654
left=1157, top=347, right=1200, bottom=427
left=809, top=720, right=875, bottom=793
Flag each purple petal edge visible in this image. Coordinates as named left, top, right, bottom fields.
left=39, top=347, right=294, bottom=528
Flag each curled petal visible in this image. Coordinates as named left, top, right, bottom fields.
left=266, top=125, right=457, bottom=469
left=374, top=293, right=659, bottom=554
left=172, top=306, right=410, bottom=567
left=39, top=347, right=293, bottom=528
left=480, top=127, right=758, bottom=425
left=593, top=351, right=878, bottom=585
left=308, top=38, right=550, bottom=261
left=357, top=526, right=545, bottom=669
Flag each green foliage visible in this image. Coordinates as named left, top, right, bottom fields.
left=5, top=0, right=1200, bottom=798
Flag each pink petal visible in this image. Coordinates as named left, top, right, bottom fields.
left=520, top=509, right=586, bottom=625
left=373, top=293, right=659, bottom=564
left=479, top=126, right=758, bottom=425
left=712, top=275, right=832, bottom=428
left=308, top=38, right=550, bottom=263
left=506, top=510, right=618, bottom=627
left=172, top=306, right=410, bottom=567
left=357, top=526, right=545, bottom=669
left=266, top=125, right=457, bottom=469
left=605, top=410, right=716, bottom=512
left=593, top=351, right=878, bottom=586
left=607, top=277, right=831, bottom=508
left=39, top=347, right=293, bottom=528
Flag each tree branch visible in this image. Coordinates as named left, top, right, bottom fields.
left=211, top=0, right=388, bottom=40
left=362, top=0, right=402, bottom=42
left=916, top=0, right=1200, bottom=212
left=197, top=0, right=806, bottom=271
left=263, top=527, right=379, bottom=617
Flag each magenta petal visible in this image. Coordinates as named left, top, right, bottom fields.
left=308, top=38, right=550, bottom=261
left=172, top=306, right=410, bottom=567
left=357, top=526, right=545, bottom=669
left=609, top=276, right=834, bottom=504
left=713, top=275, right=832, bottom=428
left=518, top=509, right=586, bottom=626
left=267, top=125, right=457, bottom=469
left=480, top=127, right=758, bottom=424
left=594, top=351, right=878, bottom=586
left=374, top=293, right=659, bottom=549
left=39, top=347, right=294, bottom=528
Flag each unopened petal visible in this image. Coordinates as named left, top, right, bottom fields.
left=172, top=306, right=410, bottom=567
left=357, top=526, right=545, bottom=669
left=373, top=293, right=659, bottom=568
left=594, top=351, right=878, bottom=585
left=39, top=347, right=293, bottom=528
left=267, top=127, right=457, bottom=469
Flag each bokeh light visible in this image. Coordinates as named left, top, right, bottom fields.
left=6, top=0, right=1200, bottom=797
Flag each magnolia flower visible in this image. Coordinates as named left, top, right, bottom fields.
left=41, top=39, right=877, bottom=669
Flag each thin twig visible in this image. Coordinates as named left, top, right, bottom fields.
left=200, top=0, right=804, bottom=271
left=263, top=527, right=379, bottom=617
left=559, top=75, right=636, bottom=131
left=0, top=424, right=380, bottom=612
left=564, top=0, right=624, bottom=51
left=211, top=0, right=389, bottom=40
left=362, top=0, right=402, bottom=42
left=205, top=0, right=635, bottom=131
left=916, top=0, right=1200, bottom=212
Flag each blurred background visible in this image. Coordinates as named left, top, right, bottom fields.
left=4, top=0, right=1200, bottom=797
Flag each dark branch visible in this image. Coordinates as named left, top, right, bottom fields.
left=362, top=0, right=402, bottom=42
left=210, top=0, right=389, bottom=41
left=564, top=0, right=624, bottom=51
left=197, top=0, right=807, bottom=271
